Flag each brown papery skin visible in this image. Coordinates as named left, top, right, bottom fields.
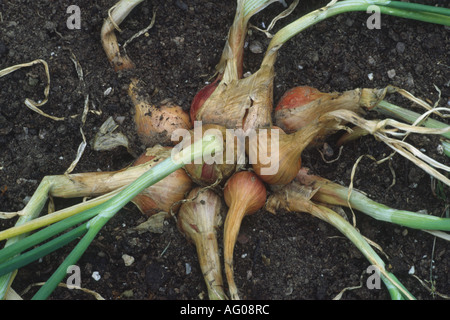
left=183, top=124, right=237, bottom=186
left=189, top=77, right=221, bottom=126
left=223, top=171, right=266, bottom=300
left=193, top=66, right=274, bottom=131
left=248, top=122, right=327, bottom=186
left=274, top=87, right=381, bottom=134
left=178, top=188, right=227, bottom=300
left=275, top=86, right=326, bottom=112
left=129, top=78, right=192, bottom=147
left=131, top=147, right=193, bottom=216
left=101, top=14, right=135, bottom=72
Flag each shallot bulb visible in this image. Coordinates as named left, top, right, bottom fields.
left=192, top=65, right=274, bottom=131
left=274, top=86, right=383, bottom=134
left=177, top=187, right=227, bottom=300
left=223, top=171, right=267, bottom=300
left=49, top=145, right=193, bottom=217
left=182, top=124, right=237, bottom=186
left=129, top=78, right=191, bottom=147
left=131, top=146, right=193, bottom=216
left=247, top=122, right=332, bottom=186
left=190, top=78, right=221, bottom=126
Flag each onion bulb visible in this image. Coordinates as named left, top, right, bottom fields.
left=48, top=145, right=192, bottom=217
left=223, top=171, right=267, bottom=300
left=274, top=86, right=383, bottom=134
left=131, top=145, right=193, bottom=216
left=190, top=1, right=278, bottom=131
left=129, top=78, right=192, bottom=147
left=177, top=187, right=227, bottom=300
left=182, top=124, right=237, bottom=186
left=247, top=121, right=334, bottom=186
left=192, top=65, right=274, bottom=131
left=190, top=78, right=221, bottom=126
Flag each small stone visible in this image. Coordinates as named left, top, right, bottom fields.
left=57, top=124, right=67, bottom=134
left=92, top=271, right=101, bottom=281
left=28, top=77, right=39, bottom=87
left=175, top=0, right=188, bottom=11
left=22, top=196, right=32, bottom=205
left=406, top=73, right=414, bottom=87
left=368, top=56, right=376, bottom=66
left=396, top=42, right=405, bottom=54
left=122, top=254, right=135, bottom=266
left=185, top=262, right=192, bottom=275
left=103, top=87, right=113, bottom=96
left=121, top=290, right=134, bottom=298
left=408, top=266, right=415, bottom=275
left=387, top=69, right=396, bottom=79
left=249, top=41, right=263, bottom=54
left=415, top=64, right=423, bottom=75
left=115, top=116, right=126, bottom=125
left=262, top=254, right=271, bottom=266
left=172, top=36, right=184, bottom=46
left=368, top=73, right=374, bottom=81
left=44, top=21, right=57, bottom=31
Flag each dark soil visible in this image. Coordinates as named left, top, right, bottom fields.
left=0, top=0, right=449, bottom=301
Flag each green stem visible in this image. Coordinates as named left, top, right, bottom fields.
left=442, top=140, right=450, bottom=158
left=306, top=174, right=450, bottom=231
left=31, top=134, right=222, bottom=300
left=0, top=224, right=87, bottom=278
left=262, top=0, right=450, bottom=66
left=0, top=206, right=102, bottom=263
left=0, top=187, right=122, bottom=242
left=310, top=202, right=414, bottom=299
left=385, top=1, right=450, bottom=16
left=375, top=100, right=450, bottom=140
left=0, top=179, right=52, bottom=299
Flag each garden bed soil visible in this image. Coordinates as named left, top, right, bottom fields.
left=0, top=0, right=449, bottom=300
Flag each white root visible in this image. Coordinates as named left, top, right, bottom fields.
left=324, top=109, right=450, bottom=187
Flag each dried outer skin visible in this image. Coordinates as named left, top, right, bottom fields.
left=177, top=188, right=227, bottom=300
left=129, top=79, right=192, bottom=147
left=183, top=124, right=237, bottom=186
left=275, top=88, right=383, bottom=134
left=194, top=65, right=274, bottom=131
left=223, top=171, right=267, bottom=299
left=131, top=147, right=193, bottom=216
left=247, top=121, right=332, bottom=186
left=50, top=145, right=192, bottom=217
left=100, top=0, right=145, bottom=71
